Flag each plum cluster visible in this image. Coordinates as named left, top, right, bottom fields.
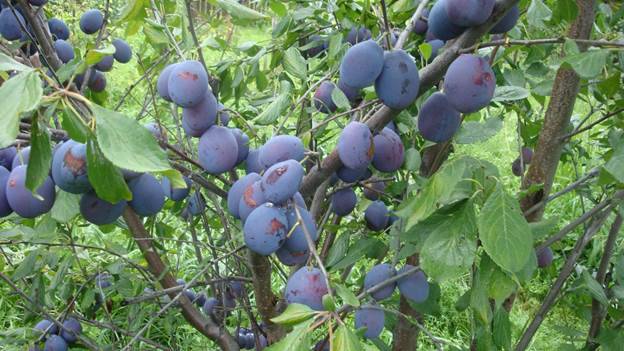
left=236, top=327, right=268, bottom=350
left=30, top=317, right=82, bottom=351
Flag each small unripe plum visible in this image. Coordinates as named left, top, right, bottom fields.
left=54, top=39, right=74, bottom=64
left=182, top=91, right=217, bottom=137
left=52, top=140, right=91, bottom=194
left=284, top=266, right=328, bottom=310
left=168, top=60, right=209, bottom=108
left=284, top=206, right=318, bottom=252
left=128, top=173, right=165, bottom=216
left=428, top=0, right=466, bottom=41
left=157, top=63, right=178, bottom=101
left=243, top=203, right=288, bottom=256
left=445, top=0, right=495, bottom=27
left=331, top=187, right=357, bottom=217
left=339, top=40, right=384, bottom=89
left=238, top=180, right=266, bottom=222
left=259, top=135, right=305, bottom=168
left=80, top=191, right=126, bottom=225
left=48, top=18, right=69, bottom=40
left=6, top=165, right=55, bottom=218
left=313, top=81, right=337, bottom=114
left=364, top=263, right=396, bottom=300
left=490, top=5, right=520, bottom=34
left=337, top=122, right=374, bottom=170
left=375, top=50, right=420, bottom=110
left=60, top=317, right=81, bottom=343
left=355, top=306, right=385, bottom=339
left=417, top=92, right=461, bottom=143
left=443, top=54, right=496, bottom=113
left=112, top=38, right=132, bottom=63
left=397, top=265, right=429, bottom=303
left=227, top=173, right=261, bottom=218
left=79, top=9, right=104, bottom=35
left=261, top=159, right=304, bottom=205
left=198, top=126, right=239, bottom=174
left=537, top=247, right=554, bottom=268
left=372, top=127, right=404, bottom=173
left=364, top=200, right=389, bottom=231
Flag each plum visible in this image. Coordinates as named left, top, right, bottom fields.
left=428, top=39, right=445, bottom=60
left=95, top=55, right=114, bottom=72
left=112, top=38, right=132, bottom=63
left=245, top=149, right=264, bottom=175
left=238, top=180, right=266, bottom=222
left=51, top=140, right=91, bottom=194
left=198, top=126, right=239, bottom=174
left=128, top=173, right=165, bottom=216
left=372, top=127, right=404, bottom=173
left=0, top=166, right=12, bottom=217
left=364, top=263, right=396, bottom=300
left=230, top=128, right=250, bottom=165
left=490, top=5, right=520, bottom=34
left=59, top=317, right=81, bottom=343
left=11, top=147, right=30, bottom=168
left=412, top=8, right=430, bottom=34
left=157, top=63, right=178, bottom=101
left=88, top=70, right=106, bottom=92
left=79, top=9, right=104, bottom=35
left=284, top=266, right=328, bottom=310
left=337, top=122, right=374, bottom=170
left=261, top=159, right=304, bottom=205
left=44, top=334, right=67, bottom=351
left=161, top=176, right=191, bottom=202
left=186, top=191, right=205, bottom=217
left=95, top=273, right=112, bottom=289
left=284, top=206, right=318, bottom=252
left=53, top=39, right=74, bottom=63
left=6, top=165, right=55, bottom=218
left=417, top=92, right=461, bottom=143
left=337, top=79, right=361, bottom=103
left=362, top=179, right=386, bottom=201
left=365, top=200, right=389, bottom=231
left=0, top=146, right=16, bottom=170
left=203, top=297, right=220, bottom=316
left=443, top=54, right=495, bottom=113
left=79, top=191, right=126, bottom=225
left=374, top=49, right=420, bottom=110
left=355, top=306, right=385, bottom=339
left=511, top=157, right=524, bottom=177
left=313, top=81, right=337, bottom=114
left=258, top=135, right=305, bottom=168
left=34, top=319, right=58, bottom=337
left=346, top=26, right=372, bottom=45
left=428, top=0, right=466, bottom=41
left=396, top=265, right=429, bottom=303
left=339, top=40, right=384, bottom=89
left=0, top=8, right=25, bottom=41
left=445, top=0, right=495, bottom=27
left=182, top=91, right=217, bottom=137
left=167, top=60, right=209, bottom=108
left=304, top=34, right=327, bottom=58
left=218, top=103, right=231, bottom=126
left=227, top=173, right=261, bottom=218
left=276, top=245, right=309, bottom=266
left=537, top=246, right=554, bottom=268
left=330, top=187, right=357, bottom=217
left=336, top=165, right=371, bottom=183
left=243, top=203, right=288, bottom=256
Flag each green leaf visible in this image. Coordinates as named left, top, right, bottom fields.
left=0, top=71, right=43, bottom=148
left=331, top=86, right=351, bottom=110
left=527, top=0, right=552, bottom=28
left=493, top=86, right=530, bottom=102
left=265, top=319, right=312, bottom=351
left=51, top=191, right=81, bottom=223
left=270, top=303, right=316, bottom=326
left=564, top=50, right=609, bottom=79
left=283, top=47, right=307, bottom=80
left=326, top=233, right=349, bottom=267
left=420, top=200, right=478, bottom=282
left=323, top=294, right=337, bottom=312
left=419, top=42, right=432, bottom=61
left=13, top=250, right=38, bottom=280
left=60, top=100, right=90, bottom=143
left=86, top=138, right=132, bottom=203
left=330, top=237, right=379, bottom=271
left=404, top=148, right=421, bottom=171
left=85, top=46, right=116, bottom=66
left=582, top=270, right=609, bottom=305
left=49, top=255, right=73, bottom=291
left=492, top=308, right=512, bottom=351
left=332, top=324, right=362, bottom=351
left=335, top=283, right=360, bottom=307
left=529, top=216, right=559, bottom=241
left=26, top=117, right=52, bottom=194
left=255, top=81, right=292, bottom=125
left=455, top=118, right=503, bottom=144
left=0, top=52, right=33, bottom=72
left=216, top=0, right=269, bottom=20
left=93, top=104, right=170, bottom=173
left=478, top=184, right=533, bottom=272
left=604, top=142, right=624, bottom=183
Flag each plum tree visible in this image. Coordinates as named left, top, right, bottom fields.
left=243, top=203, right=288, bottom=256
left=374, top=49, right=420, bottom=110
left=396, top=265, right=429, bottom=303
left=284, top=206, right=318, bottom=252
left=443, top=54, right=496, bottom=113
left=182, top=91, right=217, bottom=137
left=362, top=179, right=386, bottom=201
left=59, top=317, right=81, bottom=343
left=157, top=63, right=177, bottom=101
left=6, top=165, right=55, bottom=218
left=276, top=246, right=309, bottom=266
left=428, top=0, right=466, bottom=41
left=88, top=70, right=106, bottom=92
left=44, top=334, right=68, bottom=351
left=0, top=8, right=25, bottom=41
left=79, top=9, right=103, bottom=34
left=53, top=39, right=74, bottom=63
left=227, top=173, right=261, bottom=218
left=354, top=306, right=385, bottom=339
left=337, top=121, right=374, bottom=170
left=490, top=5, right=520, bottom=34
left=284, top=266, right=328, bottom=310
left=128, top=173, right=165, bottom=217
left=330, top=187, right=357, bottom=216
left=313, top=81, right=337, bottom=114
left=34, top=319, right=58, bottom=337
left=336, top=165, right=371, bottom=183
left=363, top=263, right=396, bottom=300
left=258, top=135, right=305, bottom=168
left=417, top=92, right=461, bottom=143
left=346, top=26, right=372, bottom=45
left=95, top=55, right=114, bottom=72
left=364, top=200, right=389, bottom=231
left=245, top=149, right=264, bottom=174
left=445, top=0, right=495, bottom=27
left=0, top=146, right=16, bottom=170
left=161, top=176, right=191, bottom=201
left=230, top=128, right=250, bottom=165
left=198, top=126, right=239, bottom=174
left=167, top=60, right=209, bottom=107
left=112, top=38, right=132, bottom=63
left=48, top=18, right=69, bottom=40
left=11, top=146, right=30, bottom=168
left=412, top=8, right=430, bottom=34
left=238, top=180, right=266, bottom=221
left=372, top=127, right=404, bottom=173
left=0, top=166, right=11, bottom=218
left=339, top=40, right=384, bottom=89
left=537, top=247, right=554, bottom=268
left=261, top=159, right=304, bottom=205
left=51, top=140, right=91, bottom=194
left=79, top=191, right=126, bottom=225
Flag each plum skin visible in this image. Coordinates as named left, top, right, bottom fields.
left=337, top=122, right=374, bottom=170
left=284, top=266, right=329, bottom=311
left=5, top=165, right=56, bottom=219
left=243, top=203, right=288, bottom=256
left=363, top=263, right=396, bottom=300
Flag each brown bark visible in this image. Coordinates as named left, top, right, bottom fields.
left=247, top=251, right=286, bottom=342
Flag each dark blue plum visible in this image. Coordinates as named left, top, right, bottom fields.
left=167, top=60, right=209, bottom=108
left=259, top=135, right=305, bottom=168
left=161, top=176, right=191, bottom=201
left=59, top=317, right=81, bottom=343
left=372, top=127, right=404, bottom=173
left=182, top=91, right=217, bottom=137
left=48, top=18, right=69, bottom=40
left=336, top=165, right=371, bottom=183
left=337, top=122, right=374, bottom=170
left=490, top=5, right=520, bottom=34
left=11, top=146, right=30, bottom=168
left=6, top=165, right=55, bottom=218
left=339, top=40, right=384, bottom=89
left=412, top=8, right=430, bottom=34
left=362, top=179, right=385, bottom=201
left=521, top=147, right=534, bottom=164
left=44, top=334, right=67, bottom=351
left=443, top=54, right=495, bottom=113
left=128, top=173, right=165, bottom=216
left=29, top=0, right=48, bottom=6
left=245, top=149, right=264, bottom=175
left=276, top=246, right=309, bottom=266
left=79, top=9, right=103, bottom=34
left=228, top=280, right=245, bottom=298
left=0, top=146, right=16, bottom=170
left=0, top=166, right=12, bottom=218
left=428, top=39, right=445, bottom=60
left=445, top=0, right=495, bottom=27
left=365, top=200, right=389, bottom=231
left=0, top=8, right=25, bottom=41
left=537, top=246, right=553, bottom=268
left=144, top=122, right=167, bottom=143
left=417, top=92, right=461, bottom=143
left=313, top=81, right=337, bottom=114
left=331, top=187, right=357, bottom=216
left=512, top=157, right=524, bottom=177
left=186, top=191, right=205, bottom=216
left=88, top=70, right=106, bottom=92
left=243, top=203, right=288, bottom=256
left=203, top=297, right=219, bottom=316
left=95, top=273, right=112, bottom=289
left=218, top=103, right=231, bottom=126
left=238, top=180, right=265, bottom=222
left=261, top=159, right=304, bottom=205
left=375, top=49, right=420, bottom=110
left=355, top=306, right=385, bottom=339
left=198, top=126, right=238, bottom=174
left=194, top=292, right=207, bottom=307
left=284, top=266, right=328, bottom=310
left=34, top=319, right=58, bottom=337
left=54, top=39, right=74, bottom=63
left=396, top=265, right=429, bottom=303
left=304, top=34, right=327, bottom=58
left=157, top=63, right=177, bottom=101
left=95, top=55, right=114, bottom=72
left=79, top=191, right=125, bottom=225
left=284, top=206, right=318, bottom=252
left=230, top=128, right=250, bottom=165
left=346, top=26, right=372, bottom=45
left=112, top=38, right=132, bottom=63
left=228, top=173, right=261, bottom=218
left=74, top=69, right=95, bottom=90
left=428, top=0, right=466, bottom=41
left=337, top=79, right=361, bottom=103
left=51, top=140, right=91, bottom=194
left=364, top=263, right=396, bottom=300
